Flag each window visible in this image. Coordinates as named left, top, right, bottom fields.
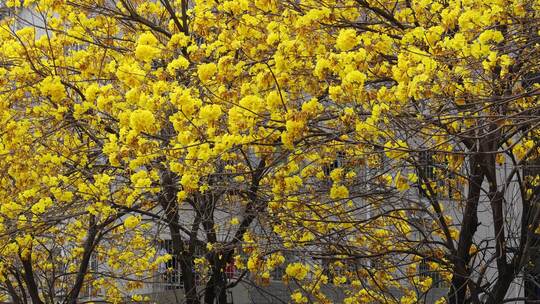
left=321, top=258, right=335, bottom=282
left=418, top=259, right=448, bottom=289
left=416, top=151, right=435, bottom=198
left=158, top=239, right=183, bottom=290
left=322, top=151, right=345, bottom=176
left=225, top=261, right=241, bottom=281
left=418, top=151, right=435, bottom=181
left=416, top=151, right=460, bottom=200
left=321, top=258, right=359, bottom=285
left=81, top=254, right=99, bottom=298
left=440, top=172, right=455, bottom=199
left=154, top=239, right=212, bottom=291
left=271, top=263, right=286, bottom=281
left=524, top=157, right=540, bottom=200
left=271, top=252, right=297, bottom=281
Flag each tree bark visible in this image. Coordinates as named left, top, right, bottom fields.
left=20, top=251, right=44, bottom=304
left=448, top=154, right=484, bottom=304
left=160, top=168, right=200, bottom=304
left=65, top=216, right=99, bottom=304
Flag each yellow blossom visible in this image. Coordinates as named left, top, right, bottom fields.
left=198, top=63, right=217, bottom=82
left=124, top=216, right=141, bottom=229
left=285, top=262, right=309, bottom=280
left=336, top=29, right=358, bottom=51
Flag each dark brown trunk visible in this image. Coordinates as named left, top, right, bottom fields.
left=485, top=268, right=513, bottom=304
left=174, top=230, right=199, bottom=304
left=65, top=216, right=99, bottom=304
left=204, top=253, right=228, bottom=304
left=448, top=154, right=484, bottom=304
left=160, top=168, right=199, bottom=304
left=20, top=252, right=44, bottom=304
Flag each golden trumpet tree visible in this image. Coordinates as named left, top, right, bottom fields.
left=0, top=0, right=539, bottom=303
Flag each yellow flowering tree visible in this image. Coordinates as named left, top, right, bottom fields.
left=1, top=0, right=540, bottom=303
left=1, top=1, right=279, bottom=303
left=0, top=35, right=157, bottom=304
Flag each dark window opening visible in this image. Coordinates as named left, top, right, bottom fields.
left=271, top=263, right=286, bottom=281
left=159, top=239, right=183, bottom=290
left=417, top=151, right=435, bottom=198
left=322, top=151, right=346, bottom=176
left=418, top=151, right=435, bottom=181
left=418, top=259, right=447, bottom=289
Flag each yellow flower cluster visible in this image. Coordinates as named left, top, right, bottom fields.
left=0, top=0, right=538, bottom=302
left=39, top=76, right=66, bottom=102
left=129, top=109, right=156, bottom=134
left=285, top=262, right=310, bottom=280
left=135, top=32, right=161, bottom=62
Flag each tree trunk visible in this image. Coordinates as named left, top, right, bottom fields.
left=65, top=216, right=98, bottom=304
left=20, top=252, right=44, bottom=304
left=205, top=252, right=228, bottom=304
left=448, top=154, right=484, bottom=304
left=160, top=168, right=200, bottom=304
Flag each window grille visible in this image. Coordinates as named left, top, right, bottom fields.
left=416, top=151, right=435, bottom=199
left=418, top=259, right=448, bottom=289
left=81, top=254, right=99, bottom=298
left=322, top=151, right=346, bottom=176
left=321, top=258, right=359, bottom=285
left=417, top=151, right=461, bottom=200
left=225, top=261, right=241, bottom=281
left=418, top=151, right=435, bottom=181
left=158, top=239, right=183, bottom=290
left=270, top=252, right=297, bottom=281
left=271, top=264, right=286, bottom=281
